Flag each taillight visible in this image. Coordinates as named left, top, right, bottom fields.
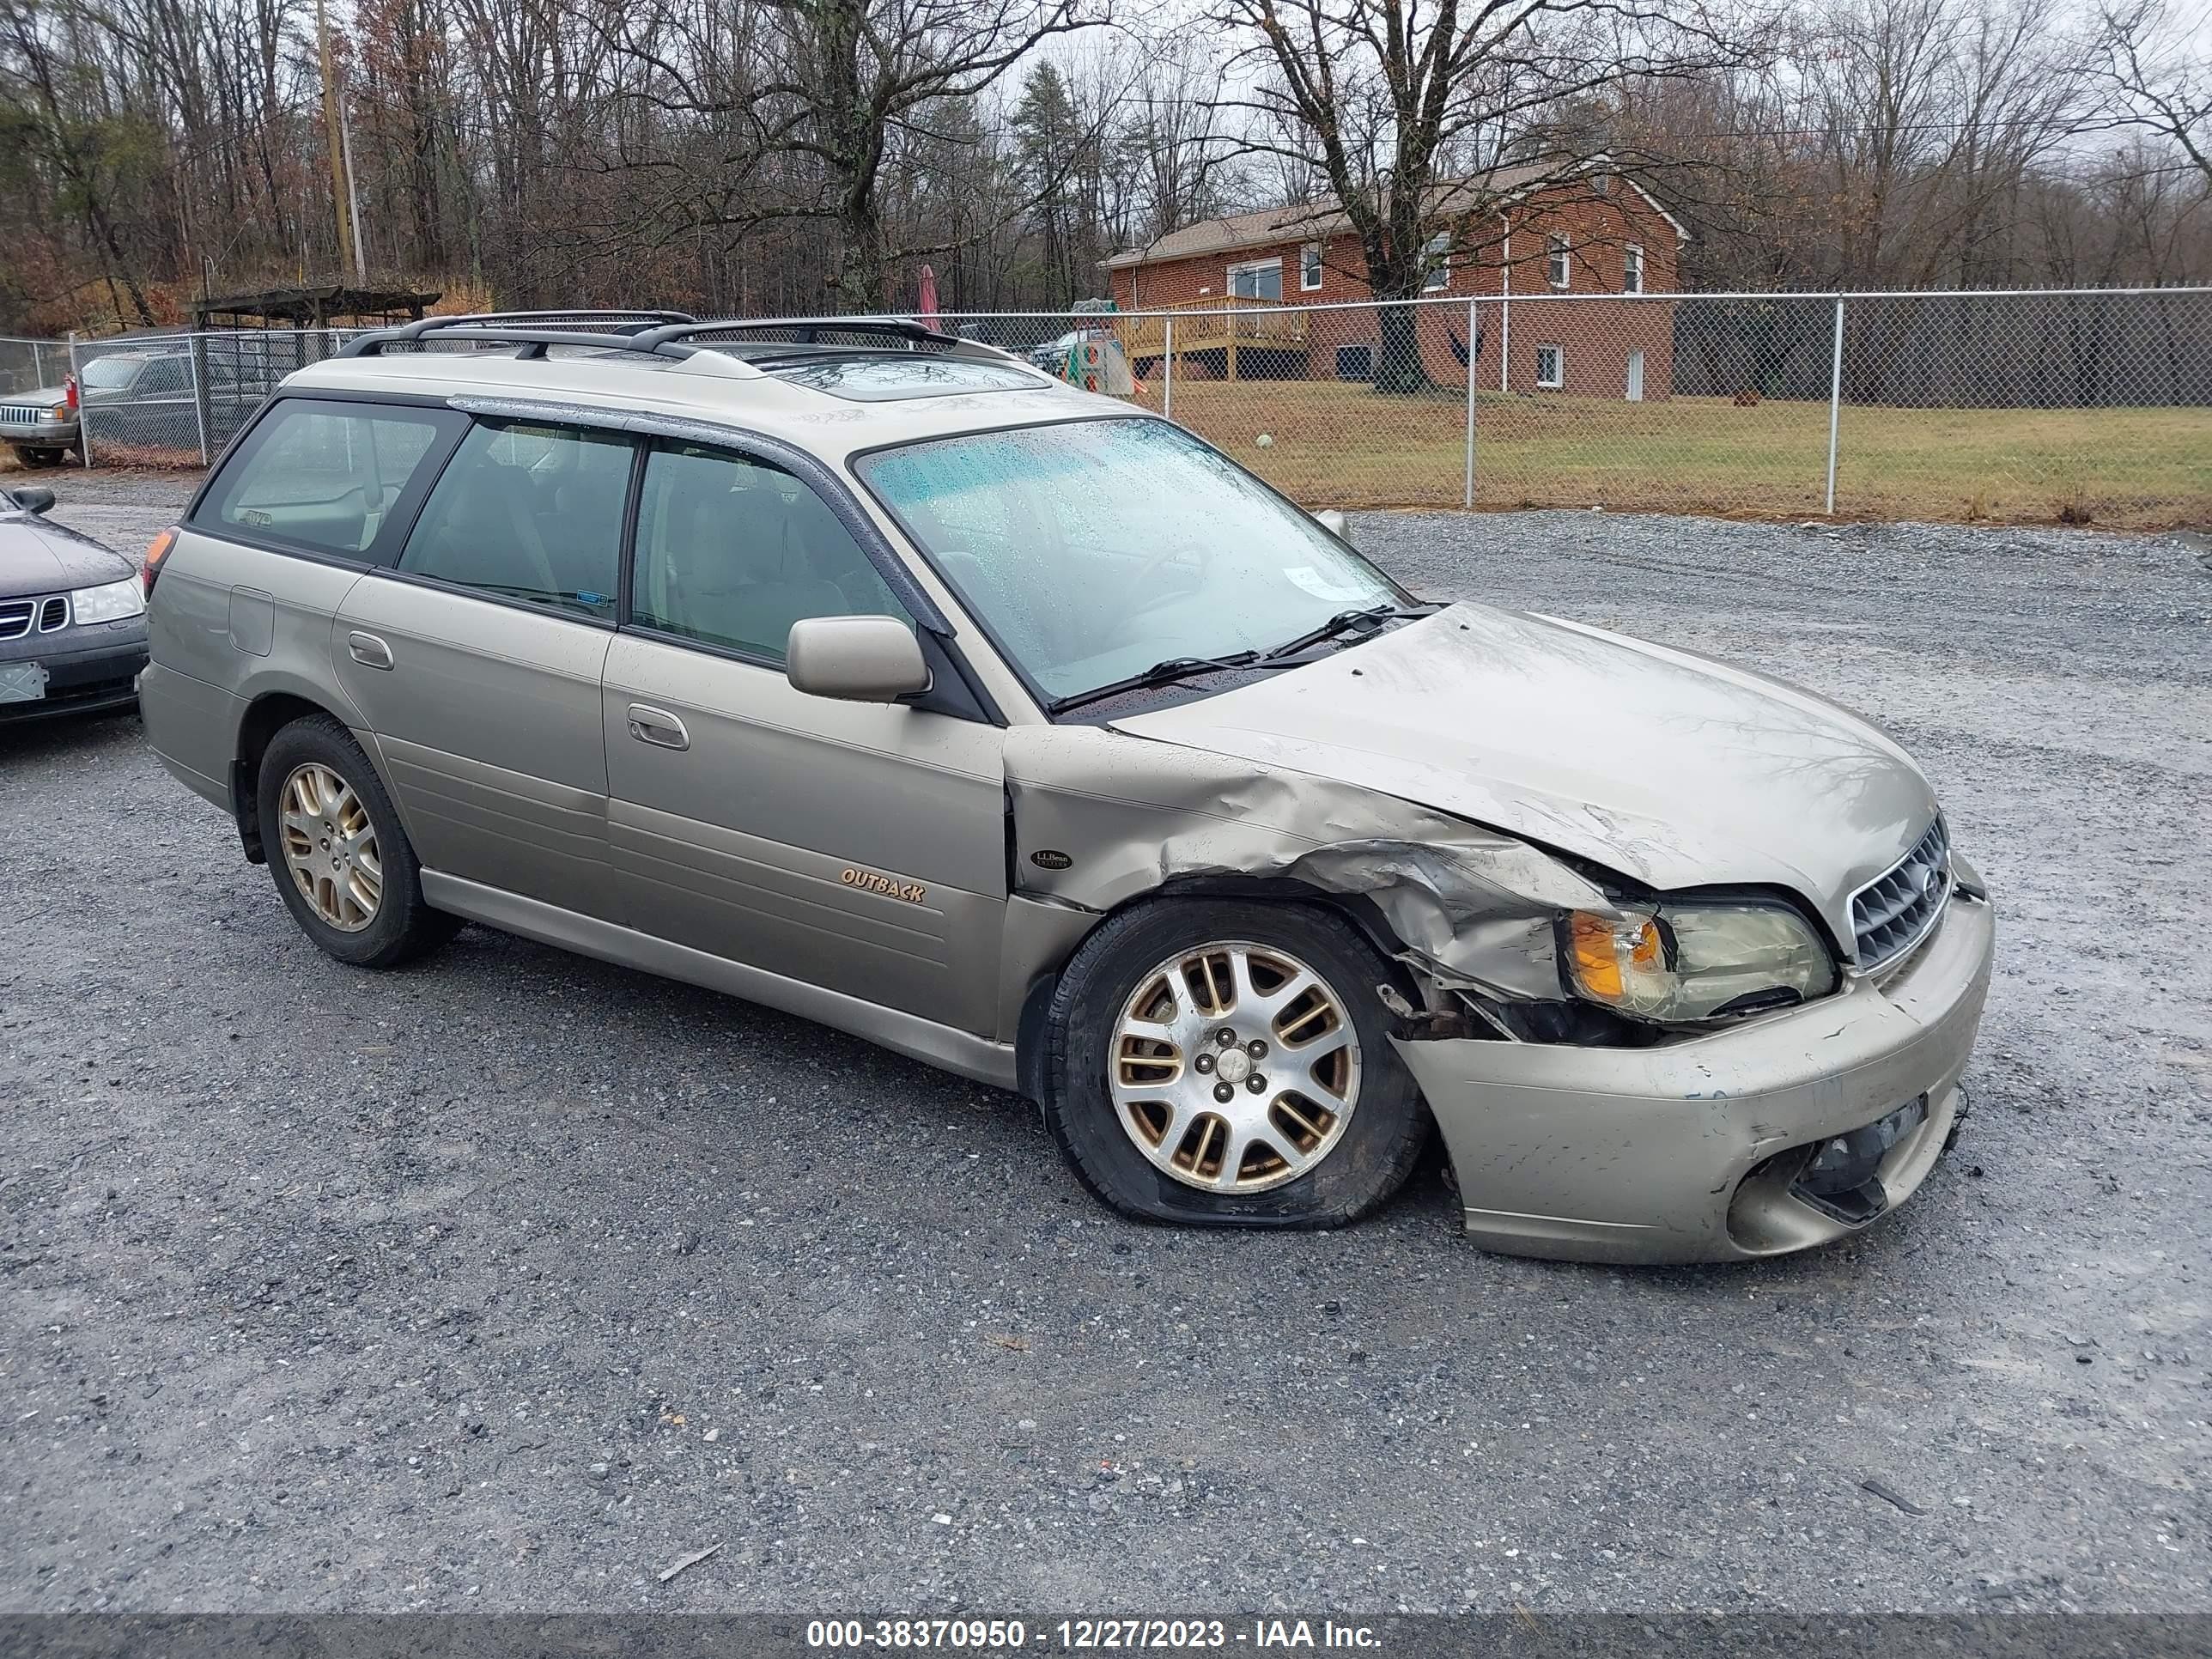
left=64, top=375, right=78, bottom=411
left=143, top=526, right=179, bottom=596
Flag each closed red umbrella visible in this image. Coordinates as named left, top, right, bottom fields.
left=917, top=264, right=941, bottom=327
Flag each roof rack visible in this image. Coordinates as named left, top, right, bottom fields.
left=640, top=316, right=964, bottom=352
left=339, top=309, right=701, bottom=358
left=339, top=311, right=1011, bottom=366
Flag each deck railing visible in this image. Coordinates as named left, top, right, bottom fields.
left=1115, top=297, right=1310, bottom=376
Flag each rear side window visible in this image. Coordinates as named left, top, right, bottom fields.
left=397, top=421, right=634, bottom=621
left=197, top=398, right=459, bottom=558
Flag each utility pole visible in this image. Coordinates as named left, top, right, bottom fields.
left=339, top=83, right=367, bottom=279
left=315, top=0, right=361, bottom=280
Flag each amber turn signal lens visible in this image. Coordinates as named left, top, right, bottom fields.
left=142, top=526, right=179, bottom=595
left=1567, top=911, right=1662, bottom=1003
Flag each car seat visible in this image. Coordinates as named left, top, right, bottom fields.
left=411, top=457, right=558, bottom=597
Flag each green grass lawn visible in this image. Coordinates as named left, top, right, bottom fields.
left=1141, top=380, right=2212, bottom=528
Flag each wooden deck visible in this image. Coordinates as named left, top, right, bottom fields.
left=1116, top=297, right=1309, bottom=379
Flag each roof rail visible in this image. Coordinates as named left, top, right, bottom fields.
left=638, top=316, right=963, bottom=351
left=340, top=309, right=699, bottom=357
left=336, top=309, right=1031, bottom=372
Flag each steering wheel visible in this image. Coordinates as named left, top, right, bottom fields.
left=1113, top=544, right=1207, bottom=635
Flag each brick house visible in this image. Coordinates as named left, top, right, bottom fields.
left=1102, top=163, right=1686, bottom=399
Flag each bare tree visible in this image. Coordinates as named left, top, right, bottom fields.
left=2089, top=0, right=2212, bottom=189
left=1201, top=0, right=1764, bottom=390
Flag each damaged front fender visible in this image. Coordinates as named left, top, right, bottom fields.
left=1004, top=725, right=1619, bottom=1000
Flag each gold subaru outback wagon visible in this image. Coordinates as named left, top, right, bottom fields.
left=137, top=311, right=1993, bottom=1263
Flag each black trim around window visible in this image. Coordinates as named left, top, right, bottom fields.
left=392, top=414, right=638, bottom=623
left=621, top=433, right=994, bottom=724
left=186, top=392, right=472, bottom=571
left=187, top=386, right=1011, bottom=726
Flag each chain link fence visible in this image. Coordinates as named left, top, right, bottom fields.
left=944, top=288, right=2212, bottom=530
left=0, top=337, right=68, bottom=398
left=63, top=328, right=367, bottom=468
left=27, top=290, right=2211, bottom=528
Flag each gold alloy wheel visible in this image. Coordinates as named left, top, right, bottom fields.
left=277, top=762, right=382, bottom=933
left=1110, top=940, right=1363, bottom=1194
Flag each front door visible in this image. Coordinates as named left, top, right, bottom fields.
left=1626, top=349, right=1645, bottom=402
left=601, top=438, right=1007, bottom=1035
left=334, top=416, right=637, bottom=919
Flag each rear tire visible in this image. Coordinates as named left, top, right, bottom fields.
left=255, top=714, right=460, bottom=968
left=1042, top=898, right=1430, bottom=1230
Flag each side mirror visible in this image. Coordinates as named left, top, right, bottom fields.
left=8, top=486, right=55, bottom=515
left=1315, top=507, right=1349, bottom=540
left=786, top=615, right=933, bottom=703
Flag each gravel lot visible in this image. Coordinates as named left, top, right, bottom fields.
left=3, top=475, right=2208, bottom=1615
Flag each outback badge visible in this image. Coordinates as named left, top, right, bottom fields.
left=840, top=866, right=927, bottom=904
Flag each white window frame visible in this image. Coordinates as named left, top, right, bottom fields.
left=1547, top=234, right=1571, bottom=289
left=1300, top=242, right=1323, bottom=291
left=1534, top=343, right=1564, bottom=390
left=1624, top=243, right=1644, bottom=295
left=1225, top=256, right=1285, bottom=301
left=1422, top=233, right=1451, bottom=292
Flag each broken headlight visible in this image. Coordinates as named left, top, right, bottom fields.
left=1564, top=902, right=1838, bottom=1022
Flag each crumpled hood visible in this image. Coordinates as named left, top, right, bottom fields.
left=1109, top=602, right=1936, bottom=946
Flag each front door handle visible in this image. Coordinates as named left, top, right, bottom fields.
left=626, top=703, right=690, bottom=751
left=347, top=630, right=394, bottom=671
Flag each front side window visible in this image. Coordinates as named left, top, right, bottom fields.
left=629, top=441, right=911, bottom=662
left=1547, top=234, right=1571, bottom=289
left=1624, top=244, right=1645, bottom=294
left=196, top=398, right=454, bottom=557
left=1535, top=343, right=1565, bottom=389
left=1423, top=234, right=1451, bottom=291
left=135, top=357, right=189, bottom=394
left=398, top=421, right=632, bottom=619
left=859, top=417, right=1402, bottom=708
left=1300, top=243, right=1323, bottom=291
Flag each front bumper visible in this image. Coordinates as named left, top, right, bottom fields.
left=0, top=416, right=77, bottom=447
left=1395, top=889, right=1995, bottom=1263
left=0, top=624, right=149, bottom=721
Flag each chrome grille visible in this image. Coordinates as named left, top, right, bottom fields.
left=0, top=404, right=49, bottom=425
left=1852, top=816, right=1952, bottom=971
left=37, top=595, right=69, bottom=631
left=0, top=599, right=31, bottom=640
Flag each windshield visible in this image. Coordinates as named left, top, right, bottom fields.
left=78, top=356, right=147, bottom=390
left=857, top=417, right=1401, bottom=705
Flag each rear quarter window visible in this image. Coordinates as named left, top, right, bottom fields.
left=193, top=398, right=465, bottom=561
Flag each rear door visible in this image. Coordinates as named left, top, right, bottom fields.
left=143, top=396, right=465, bottom=798
left=334, top=417, right=638, bottom=919
left=601, top=436, right=1007, bottom=1034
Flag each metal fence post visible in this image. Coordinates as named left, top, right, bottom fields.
left=1825, top=295, right=1844, bottom=515
left=1163, top=314, right=1174, bottom=422
left=68, top=333, right=90, bottom=468
left=1463, top=297, right=1477, bottom=508
left=30, top=341, right=45, bottom=390
left=189, top=331, right=210, bottom=465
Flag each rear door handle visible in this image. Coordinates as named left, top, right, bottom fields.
left=347, top=630, right=393, bottom=671
left=626, top=703, right=690, bottom=750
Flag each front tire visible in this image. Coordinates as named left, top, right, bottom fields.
left=1042, top=898, right=1430, bottom=1229
left=255, top=714, right=459, bottom=968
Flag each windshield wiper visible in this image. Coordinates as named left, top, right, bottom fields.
left=1048, top=650, right=1262, bottom=715
left=1261, top=601, right=1437, bottom=662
